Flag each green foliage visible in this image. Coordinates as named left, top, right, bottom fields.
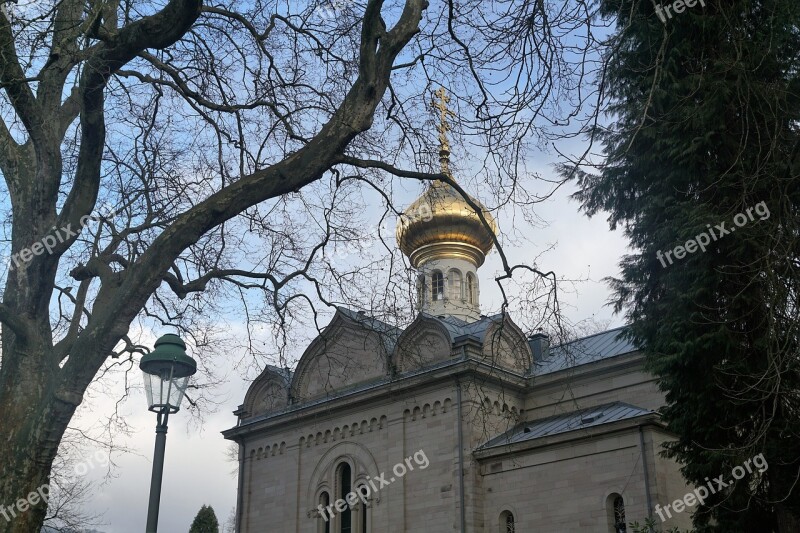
left=567, top=0, right=800, bottom=530
left=629, top=517, right=693, bottom=533
left=189, top=505, right=219, bottom=533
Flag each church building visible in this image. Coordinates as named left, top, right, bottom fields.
left=223, top=92, right=694, bottom=533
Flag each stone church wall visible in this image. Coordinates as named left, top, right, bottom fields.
left=478, top=426, right=673, bottom=532
left=238, top=381, right=465, bottom=532
left=231, top=332, right=696, bottom=532
left=525, top=353, right=664, bottom=421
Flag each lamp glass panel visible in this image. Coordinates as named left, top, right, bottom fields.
left=167, top=375, right=190, bottom=408
left=142, top=369, right=190, bottom=412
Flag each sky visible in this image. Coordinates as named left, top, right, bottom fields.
left=0, top=1, right=633, bottom=531
left=67, top=149, right=631, bottom=533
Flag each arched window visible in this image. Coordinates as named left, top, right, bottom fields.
left=499, top=510, right=515, bottom=533
left=357, top=484, right=369, bottom=533
left=448, top=269, right=463, bottom=300
left=465, top=272, right=476, bottom=304
left=337, top=463, right=352, bottom=533
left=607, top=494, right=626, bottom=533
left=432, top=271, right=444, bottom=301
left=416, top=275, right=426, bottom=308
left=319, top=492, right=331, bottom=533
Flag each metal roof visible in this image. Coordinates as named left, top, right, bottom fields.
left=479, top=402, right=654, bottom=450
left=336, top=307, right=404, bottom=354
left=232, top=357, right=467, bottom=429
left=531, top=326, right=639, bottom=376
left=233, top=312, right=644, bottom=432
left=337, top=310, right=638, bottom=377
left=264, top=364, right=293, bottom=384
left=422, top=312, right=503, bottom=343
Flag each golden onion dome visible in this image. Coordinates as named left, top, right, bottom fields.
left=397, top=88, right=497, bottom=268
left=396, top=180, right=497, bottom=268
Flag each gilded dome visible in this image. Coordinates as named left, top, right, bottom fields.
left=396, top=180, right=497, bottom=268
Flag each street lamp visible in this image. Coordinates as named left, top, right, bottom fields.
left=140, top=334, right=197, bottom=533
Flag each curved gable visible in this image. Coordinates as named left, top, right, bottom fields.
left=242, top=366, right=291, bottom=418
left=291, top=310, right=391, bottom=401
left=480, top=315, right=532, bottom=374
left=392, top=314, right=453, bottom=373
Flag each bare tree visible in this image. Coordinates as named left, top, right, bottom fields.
left=222, top=506, right=236, bottom=533
left=0, top=0, right=606, bottom=530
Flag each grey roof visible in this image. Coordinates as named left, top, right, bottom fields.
left=479, top=402, right=654, bottom=450
left=531, top=326, right=639, bottom=376
left=422, top=312, right=503, bottom=343
left=234, top=312, right=644, bottom=430
left=236, top=357, right=466, bottom=427
left=336, top=307, right=404, bottom=353
left=333, top=311, right=638, bottom=376
left=264, top=364, right=293, bottom=384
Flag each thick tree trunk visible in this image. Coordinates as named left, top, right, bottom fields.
left=0, top=144, right=66, bottom=531
left=0, top=3, right=425, bottom=532
left=0, top=442, right=53, bottom=533
left=0, top=343, right=77, bottom=533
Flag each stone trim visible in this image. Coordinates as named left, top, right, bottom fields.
left=300, top=415, right=389, bottom=448
left=402, top=397, right=452, bottom=422
left=249, top=441, right=286, bottom=461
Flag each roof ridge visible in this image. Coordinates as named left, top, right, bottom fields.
left=477, top=401, right=655, bottom=450
left=521, top=401, right=648, bottom=426
left=336, top=306, right=403, bottom=334
left=550, top=325, right=630, bottom=349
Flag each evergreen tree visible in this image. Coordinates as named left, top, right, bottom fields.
left=567, top=0, right=800, bottom=530
left=189, top=505, right=220, bottom=533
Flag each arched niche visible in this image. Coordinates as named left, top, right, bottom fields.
left=480, top=314, right=533, bottom=374
left=392, top=314, right=453, bottom=373
left=291, top=309, right=394, bottom=401
left=241, top=365, right=291, bottom=418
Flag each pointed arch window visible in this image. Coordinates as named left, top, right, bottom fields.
left=337, top=463, right=352, bottom=533
left=448, top=269, right=463, bottom=300
left=432, top=271, right=444, bottom=301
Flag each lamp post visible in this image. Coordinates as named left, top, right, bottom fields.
left=140, top=334, right=197, bottom=533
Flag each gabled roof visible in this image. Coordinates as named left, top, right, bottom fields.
left=531, top=326, right=639, bottom=376
left=478, top=401, right=654, bottom=450
left=264, top=364, right=293, bottom=383
left=335, top=307, right=404, bottom=353
left=325, top=311, right=638, bottom=377
left=422, top=312, right=503, bottom=343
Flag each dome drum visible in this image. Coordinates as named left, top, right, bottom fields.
left=408, top=242, right=486, bottom=269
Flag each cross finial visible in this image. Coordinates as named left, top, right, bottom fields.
left=432, top=87, right=455, bottom=176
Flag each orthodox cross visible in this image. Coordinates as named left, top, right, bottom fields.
left=432, top=87, right=456, bottom=176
